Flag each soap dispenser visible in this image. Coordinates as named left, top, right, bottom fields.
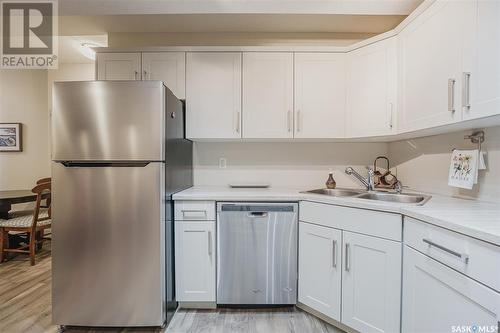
left=326, top=171, right=337, bottom=189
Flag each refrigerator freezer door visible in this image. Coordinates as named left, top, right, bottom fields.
left=52, top=81, right=165, bottom=161
left=51, top=162, right=166, bottom=327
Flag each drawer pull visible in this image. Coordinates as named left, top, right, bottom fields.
left=182, top=210, right=207, bottom=219
left=332, top=239, right=337, bottom=268
left=422, top=238, right=469, bottom=264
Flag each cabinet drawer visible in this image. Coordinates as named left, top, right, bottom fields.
left=299, top=201, right=402, bottom=241
left=175, top=201, right=216, bottom=221
left=404, top=217, right=500, bottom=292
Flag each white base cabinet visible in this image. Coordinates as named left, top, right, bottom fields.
left=342, top=231, right=402, bottom=333
left=298, top=222, right=342, bottom=321
left=174, top=220, right=216, bottom=302
left=403, top=246, right=500, bottom=333
left=298, top=202, right=403, bottom=333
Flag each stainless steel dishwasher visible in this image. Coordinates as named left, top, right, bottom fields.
left=216, top=202, right=298, bottom=305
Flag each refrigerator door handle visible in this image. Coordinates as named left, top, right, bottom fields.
left=60, top=161, right=151, bottom=168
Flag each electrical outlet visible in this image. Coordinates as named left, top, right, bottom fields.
left=219, top=157, right=227, bottom=169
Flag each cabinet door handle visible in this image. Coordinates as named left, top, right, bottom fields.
left=389, top=102, right=394, bottom=129
left=345, top=243, right=350, bottom=272
left=422, top=238, right=469, bottom=264
left=287, top=110, right=292, bottom=132
left=332, top=239, right=337, bottom=268
left=208, top=231, right=212, bottom=256
left=462, top=72, right=471, bottom=110
left=448, top=78, right=456, bottom=113
left=143, top=70, right=148, bottom=80
left=296, top=110, right=301, bottom=132
left=134, top=71, right=139, bottom=80
left=235, top=111, right=241, bottom=134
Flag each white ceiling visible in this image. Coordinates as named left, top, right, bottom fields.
left=59, top=0, right=423, bottom=16
left=59, top=14, right=409, bottom=35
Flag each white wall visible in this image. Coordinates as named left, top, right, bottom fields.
left=193, top=141, right=388, bottom=188
left=0, top=70, right=50, bottom=190
left=388, top=126, right=500, bottom=203
left=0, top=63, right=95, bottom=191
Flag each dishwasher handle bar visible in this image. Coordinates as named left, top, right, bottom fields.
left=218, top=203, right=297, bottom=213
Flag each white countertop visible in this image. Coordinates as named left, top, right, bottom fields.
left=173, top=186, right=500, bottom=246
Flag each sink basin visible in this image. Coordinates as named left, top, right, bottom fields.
left=356, top=192, right=431, bottom=205
left=304, top=188, right=431, bottom=205
left=304, top=188, right=365, bottom=197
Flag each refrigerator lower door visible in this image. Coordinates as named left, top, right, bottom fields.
left=52, top=162, right=166, bottom=327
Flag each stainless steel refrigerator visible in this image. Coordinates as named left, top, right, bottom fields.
left=51, top=81, right=192, bottom=327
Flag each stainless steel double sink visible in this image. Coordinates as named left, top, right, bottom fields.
left=304, top=188, right=431, bottom=205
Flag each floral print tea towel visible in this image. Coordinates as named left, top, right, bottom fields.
left=448, top=149, right=479, bottom=189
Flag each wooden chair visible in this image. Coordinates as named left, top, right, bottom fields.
left=0, top=182, right=52, bottom=265
left=36, top=177, right=51, bottom=185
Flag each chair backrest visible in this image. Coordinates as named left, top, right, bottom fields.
left=36, top=177, right=51, bottom=185
left=31, top=182, right=51, bottom=230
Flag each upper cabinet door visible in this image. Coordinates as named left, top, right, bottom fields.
left=142, top=52, right=186, bottom=99
left=295, top=53, right=346, bottom=138
left=398, top=1, right=473, bottom=132
left=462, top=0, right=500, bottom=120
left=342, top=231, right=401, bottom=333
left=242, top=53, right=293, bottom=139
left=186, top=52, right=242, bottom=139
left=96, top=53, right=142, bottom=81
left=346, top=38, right=397, bottom=138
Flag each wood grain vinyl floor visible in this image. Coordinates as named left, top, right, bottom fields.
left=0, top=243, right=343, bottom=333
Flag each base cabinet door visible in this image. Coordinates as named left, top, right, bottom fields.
left=298, top=222, right=342, bottom=321
left=342, top=231, right=401, bottom=333
left=403, top=246, right=500, bottom=333
left=97, top=53, right=142, bottom=81
left=175, top=221, right=215, bottom=302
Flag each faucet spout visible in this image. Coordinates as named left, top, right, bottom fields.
left=345, top=167, right=375, bottom=191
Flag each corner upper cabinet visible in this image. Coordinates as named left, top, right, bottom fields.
left=346, top=38, right=397, bottom=138
left=97, top=53, right=142, bottom=81
left=462, top=0, right=500, bottom=120
left=242, top=53, right=293, bottom=139
left=186, top=52, right=242, bottom=139
left=295, top=53, right=346, bottom=138
left=142, top=52, right=185, bottom=99
left=398, top=1, right=474, bottom=132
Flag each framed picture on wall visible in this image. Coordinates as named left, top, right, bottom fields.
left=0, top=123, right=22, bottom=152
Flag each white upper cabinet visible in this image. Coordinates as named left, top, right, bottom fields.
left=346, top=38, right=397, bottom=137
left=342, top=231, right=401, bottom=333
left=295, top=53, right=346, bottom=138
left=186, top=52, right=242, bottom=139
left=462, top=0, right=500, bottom=120
left=142, top=52, right=186, bottom=99
left=97, top=53, right=142, bottom=81
left=298, top=222, right=342, bottom=321
left=398, top=1, right=473, bottom=132
left=242, top=53, right=293, bottom=139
